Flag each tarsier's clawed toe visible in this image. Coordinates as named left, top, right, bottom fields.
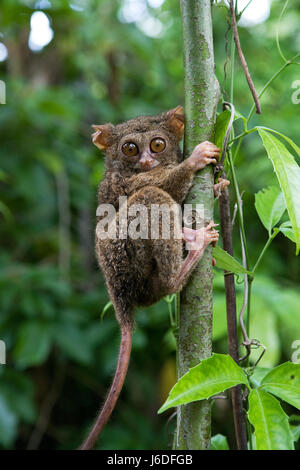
left=205, top=220, right=219, bottom=248
left=182, top=221, right=219, bottom=251
left=213, top=178, right=230, bottom=198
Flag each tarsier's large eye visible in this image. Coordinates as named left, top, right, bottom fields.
left=150, top=138, right=166, bottom=153
left=122, top=142, right=139, bottom=157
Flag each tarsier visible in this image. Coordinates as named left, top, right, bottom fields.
left=80, top=106, right=229, bottom=450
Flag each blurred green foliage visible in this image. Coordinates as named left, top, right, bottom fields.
left=0, top=0, right=299, bottom=449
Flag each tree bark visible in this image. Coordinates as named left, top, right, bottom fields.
left=175, top=0, right=220, bottom=450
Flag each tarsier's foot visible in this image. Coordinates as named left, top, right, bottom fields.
left=182, top=220, right=219, bottom=251
left=170, top=221, right=219, bottom=292
left=213, top=178, right=230, bottom=198
left=187, top=141, right=221, bottom=171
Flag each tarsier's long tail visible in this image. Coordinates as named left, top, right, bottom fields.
left=79, top=322, right=133, bottom=450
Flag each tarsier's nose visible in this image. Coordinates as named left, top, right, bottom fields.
left=139, top=152, right=157, bottom=169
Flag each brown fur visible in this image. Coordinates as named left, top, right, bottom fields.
left=80, top=107, right=220, bottom=450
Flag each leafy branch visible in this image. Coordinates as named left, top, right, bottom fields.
left=159, top=354, right=299, bottom=450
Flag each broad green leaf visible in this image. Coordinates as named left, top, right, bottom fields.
left=258, top=127, right=300, bottom=160
left=213, top=245, right=251, bottom=274
left=248, top=389, right=294, bottom=450
left=158, top=353, right=249, bottom=414
left=260, top=362, right=300, bottom=410
left=254, top=186, right=286, bottom=233
left=258, top=129, right=300, bottom=254
left=13, top=321, right=52, bottom=368
left=211, top=434, right=229, bottom=450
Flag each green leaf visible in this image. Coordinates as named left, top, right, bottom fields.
left=258, top=127, right=300, bottom=160
left=258, top=129, right=300, bottom=254
left=260, top=362, right=300, bottom=410
left=279, top=220, right=293, bottom=228
left=13, top=321, right=52, bottom=368
left=211, top=434, right=229, bottom=450
left=248, top=389, right=294, bottom=450
left=254, top=186, right=286, bottom=233
left=158, top=353, right=249, bottom=414
left=278, top=222, right=296, bottom=243
left=213, top=245, right=251, bottom=274
left=215, top=109, right=247, bottom=151
left=249, top=367, right=271, bottom=387
left=214, top=110, right=231, bottom=152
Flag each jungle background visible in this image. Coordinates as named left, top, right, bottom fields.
left=0, top=0, right=299, bottom=450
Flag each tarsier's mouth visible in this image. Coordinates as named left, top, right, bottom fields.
left=135, top=159, right=160, bottom=171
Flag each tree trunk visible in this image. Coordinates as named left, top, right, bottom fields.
left=175, top=0, right=220, bottom=450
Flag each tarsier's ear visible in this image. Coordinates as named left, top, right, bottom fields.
left=165, top=105, right=184, bottom=140
left=92, top=124, right=114, bottom=150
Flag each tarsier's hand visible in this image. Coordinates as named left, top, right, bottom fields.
left=186, top=141, right=221, bottom=171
